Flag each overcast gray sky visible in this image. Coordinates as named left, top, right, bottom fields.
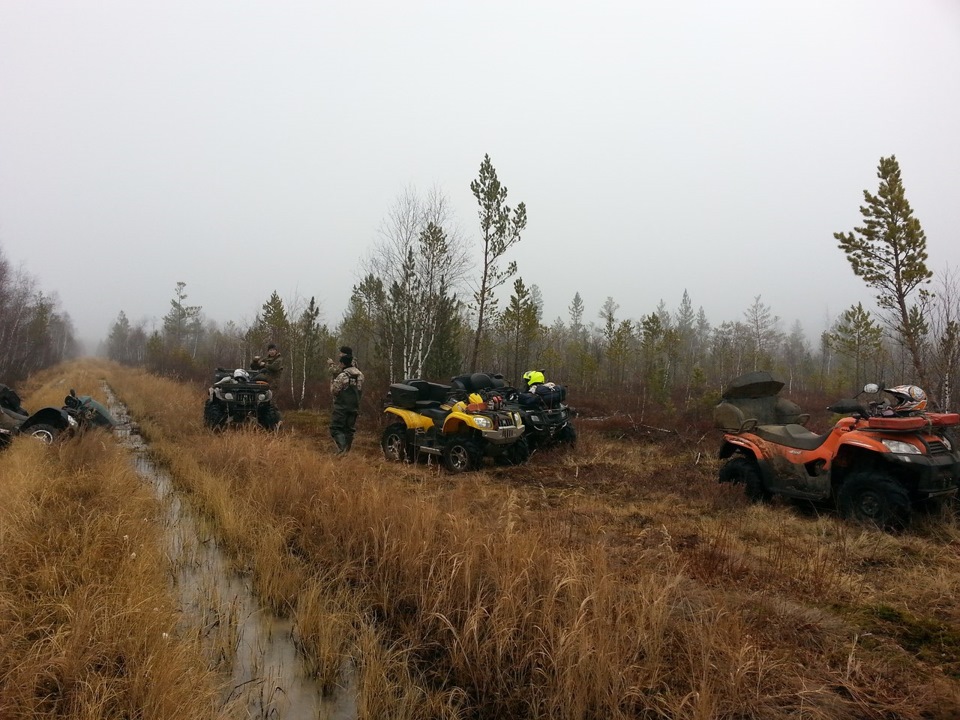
left=2, top=0, right=959, bottom=348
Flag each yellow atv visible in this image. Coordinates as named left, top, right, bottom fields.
left=381, top=378, right=526, bottom=473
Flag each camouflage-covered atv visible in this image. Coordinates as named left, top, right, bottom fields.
left=0, top=384, right=77, bottom=448
left=63, top=389, right=117, bottom=430
left=204, top=368, right=281, bottom=431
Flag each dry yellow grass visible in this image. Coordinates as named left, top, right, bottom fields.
left=12, top=359, right=960, bottom=719
left=0, top=377, right=231, bottom=718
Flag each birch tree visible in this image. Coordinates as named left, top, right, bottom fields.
left=363, top=187, right=469, bottom=381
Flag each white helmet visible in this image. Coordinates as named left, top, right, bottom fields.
left=233, top=368, right=249, bottom=380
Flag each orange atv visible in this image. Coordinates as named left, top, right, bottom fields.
left=715, top=372, right=959, bottom=527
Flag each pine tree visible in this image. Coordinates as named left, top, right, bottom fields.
left=835, top=155, right=933, bottom=386
left=107, top=311, right=132, bottom=363
left=829, top=303, right=884, bottom=391
left=500, top=277, right=540, bottom=380
left=743, top=295, right=781, bottom=371
left=162, top=281, right=200, bottom=349
left=469, top=154, right=527, bottom=370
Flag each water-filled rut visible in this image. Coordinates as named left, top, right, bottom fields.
left=106, top=386, right=356, bottom=720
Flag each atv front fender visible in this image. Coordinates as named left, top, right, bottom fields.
left=384, top=407, right=434, bottom=431
left=21, top=407, right=72, bottom=432
left=440, top=411, right=524, bottom=445
left=440, top=410, right=494, bottom=436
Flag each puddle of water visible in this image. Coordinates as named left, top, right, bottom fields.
left=106, top=387, right=357, bottom=720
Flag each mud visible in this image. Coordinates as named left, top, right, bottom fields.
left=107, top=387, right=356, bottom=719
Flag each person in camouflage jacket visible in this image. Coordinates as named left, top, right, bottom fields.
left=252, top=343, right=284, bottom=383
left=327, top=347, right=364, bottom=454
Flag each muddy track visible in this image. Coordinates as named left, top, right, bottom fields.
left=107, top=385, right=357, bottom=720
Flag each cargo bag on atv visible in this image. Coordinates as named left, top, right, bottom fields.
left=519, top=384, right=567, bottom=409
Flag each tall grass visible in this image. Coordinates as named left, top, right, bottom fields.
left=0, top=420, right=230, bottom=718
left=51, top=360, right=960, bottom=718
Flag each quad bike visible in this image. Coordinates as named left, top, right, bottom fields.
left=63, top=389, right=117, bottom=429
left=381, top=374, right=527, bottom=473
left=0, top=383, right=77, bottom=447
left=461, top=373, right=577, bottom=450
left=204, top=367, right=281, bottom=431
left=715, top=371, right=959, bottom=528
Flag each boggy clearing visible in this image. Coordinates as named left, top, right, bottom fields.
left=4, top=359, right=960, bottom=719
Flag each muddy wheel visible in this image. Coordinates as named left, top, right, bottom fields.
left=442, top=436, right=480, bottom=474
left=719, top=456, right=770, bottom=502
left=257, top=405, right=282, bottom=431
left=555, top=423, right=577, bottom=446
left=837, top=472, right=911, bottom=529
left=26, top=423, right=60, bottom=444
left=381, top=422, right=410, bottom=463
left=497, top=437, right=531, bottom=466
left=203, top=400, right=227, bottom=430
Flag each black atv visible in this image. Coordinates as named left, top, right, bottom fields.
left=204, top=368, right=281, bottom=431
left=0, top=383, right=77, bottom=448
left=459, top=373, right=577, bottom=451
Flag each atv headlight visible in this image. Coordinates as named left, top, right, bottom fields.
left=257, top=393, right=267, bottom=402
left=473, top=416, right=493, bottom=430
left=513, top=412, right=522, bottom=427
left=940, top=435, right=952, bottom=451
left=529, top=415, right=540, bottom=423
left=881, top=439, right=921, bottom=455
left=223, top=392, right=234, bottom=401
left=67, top=415, right=78, bottom=428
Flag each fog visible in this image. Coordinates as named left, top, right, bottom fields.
left=2, top=0, right=959, bottom=347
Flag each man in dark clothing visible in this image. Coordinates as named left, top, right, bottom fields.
left=327, top=349, right=364, bottom=454
left=252, top=343, right=284, bottom=383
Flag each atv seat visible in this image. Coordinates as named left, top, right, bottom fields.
left=755, top=424, right=831, bottom=451
left=1, top=407, right=28, bottom=424
left=419, top=407, right=450, bottom=426
left=450, top=373, right=495, bottom=394
left=389, top=381, right=451, bottom=410
left=405, top=380, right=452, bottom=403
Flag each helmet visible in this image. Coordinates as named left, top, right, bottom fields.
left=886, top=384, right=927, bottom=413
left=233, top=368, right=250, bottom=380
left=522, top=370, right=545, bottom=387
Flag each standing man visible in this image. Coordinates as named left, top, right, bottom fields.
left=252, top=343, right=284, bottom=383
left=327, top=347, right=364, bottom=454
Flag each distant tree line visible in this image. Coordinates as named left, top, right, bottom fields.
left=103, top=155, right=960, bottom=415
left=0, top=243, right=78, bottom=383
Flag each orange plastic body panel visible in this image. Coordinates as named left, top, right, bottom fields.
left=863, top=416, right=926, bottom=431
left=928, top=413, right=960, bottom=427
left=724, top=416, right=949, bottom=470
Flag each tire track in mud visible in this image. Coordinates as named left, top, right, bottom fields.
left=105, top=385, right=356, bottom=720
